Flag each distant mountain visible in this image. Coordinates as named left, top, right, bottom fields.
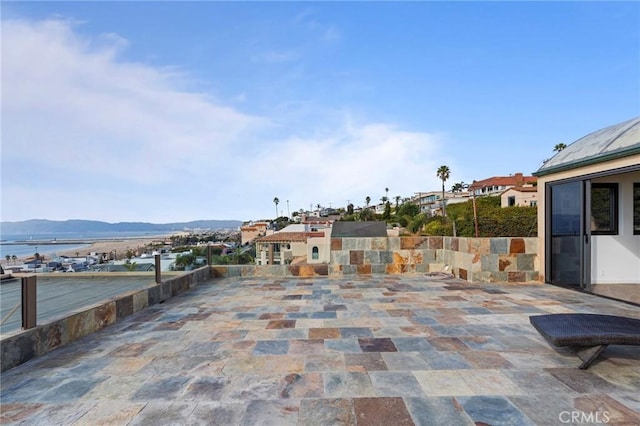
left=0, top=219, right=243, bottom=235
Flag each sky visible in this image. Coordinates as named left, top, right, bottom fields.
left=1, top=1, right=639, bottom=224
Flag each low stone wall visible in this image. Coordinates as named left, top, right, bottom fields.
left=0, top=266, right=212, bottom=372
left=329, top=236, right=539, bottom=283
left=213, top=236, right=539, bottom=283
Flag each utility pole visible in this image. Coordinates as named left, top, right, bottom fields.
left=471, top=182, right=479, bottom=238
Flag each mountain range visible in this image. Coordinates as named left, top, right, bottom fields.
left=0, top=219, right=243, bottom=235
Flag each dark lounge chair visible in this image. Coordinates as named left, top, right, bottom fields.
left=529, top=313, right=640, bottom=369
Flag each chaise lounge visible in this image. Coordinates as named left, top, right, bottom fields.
left=529, top=313, right=640, bottom=369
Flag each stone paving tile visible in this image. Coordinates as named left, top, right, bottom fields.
left=298, top=398, right=355, bottom=425
left=304, top=352, right=346, bottom=372
left=324, top=372, right=375, bottom=398
left=382, top=352, right=430, bottom=371
left=358, top=337, right=398, bottom=352
left=186, top=401, right=247, bottom=425
left=324, top=337, right=362, bottom=353
left=502, top=369, right=577, bottom=395
left=242, top=399, right=300, bottom=425
left=546, top=368, right=629, bottom=393
left=130, top=375, right=191, bottom=401
left=73, top=401, right=146, bottom=425
left=404, top=397, right=474, bottom=425
left=353, top=397, right=414, bottom=425
left=457, top=369, right=521, bottom=395
left=0, top=403, right=45, bottom=424
left=572, top=394, right=640, bottom=425
left=456, top=395, right=536, bottom=425
left=413, top=370, right=475, bottom=397
left=369, top=371, right=425, bottom=397
left=1, top=275, right=639, bottom=425
left=421, top=351, right=472, bottom=370
left=345, top=353, right=388, bottom=372
left=509, top=393, right=577, bottom=425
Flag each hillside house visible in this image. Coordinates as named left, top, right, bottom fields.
left=500, top=186, right=538, bottom=207
left=240, top=221, right=270, bottom=245
left=469, top=173, right=537, bottom=197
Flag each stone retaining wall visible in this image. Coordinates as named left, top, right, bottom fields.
left=329, top=236, right=538, bottom=282
left=213, top=236, right=539, bottom=282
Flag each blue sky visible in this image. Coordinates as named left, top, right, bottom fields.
left=2, top=1, right=638, bottom=223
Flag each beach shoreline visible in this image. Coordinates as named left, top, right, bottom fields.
left=0, top=233, right=187, bottom=265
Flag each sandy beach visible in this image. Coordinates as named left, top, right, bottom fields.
left=55, top=236, right=170, bottom=259
left=1, top=233, right=186, bottom=265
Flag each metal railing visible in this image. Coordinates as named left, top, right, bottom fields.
left=1, top=255, right=163, bottom=332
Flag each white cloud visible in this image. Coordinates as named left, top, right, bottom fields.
left=255, top=121, right=444, bottom=211
left=1, top=18, right=446, bottom=223
left=2, top=19, right=263, bottom=183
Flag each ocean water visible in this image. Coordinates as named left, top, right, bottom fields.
left=0, top=231, right=167, bottom=259
left=1, top=243, right=91, bottom=259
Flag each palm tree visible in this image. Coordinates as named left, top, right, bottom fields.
left=5, top=255, right=10, bottom=263
left=273, top=197, right=280, bottom=218
left=451, top=182, right=467, bottom=193
left=437, top=165, right=451, bottom=217
left=553, top=143, right=567, bottom=153
left=385, top=187, right=389, bottom=200
left=395, top=195, right=401, bottom=212
left=365, top=196, right=371, bottom=208
left=11, top=255, right=17, bottom=263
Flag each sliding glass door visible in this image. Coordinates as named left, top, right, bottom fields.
left=548, top=180, right=590, bottom=288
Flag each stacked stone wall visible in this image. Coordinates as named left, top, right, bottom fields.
left=213, top=236, right=539, bottom=283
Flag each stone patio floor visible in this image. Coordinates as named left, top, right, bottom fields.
left=1, top=274, right=639, bottom=425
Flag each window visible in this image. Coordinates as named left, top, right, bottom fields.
left=530, top=200, right=537, bottom=207
left=507, top=196, right=516, bottom=207
left=634, top=183, right=640, bottom=235
left=591, top=183, right=618, bottom=235
left=312, top=246, right=319, bottom=260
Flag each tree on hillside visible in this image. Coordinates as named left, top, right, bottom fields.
left=273, top=197, right=280, bottom=218
left=359, top=208, right=375, bottom=221
left=396, top=202, right=421, bottom=227
left=383, top=201, right=392, bottom=220
left=436, top=165, right=451, bottom=217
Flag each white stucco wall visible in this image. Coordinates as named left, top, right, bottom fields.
left=307, top=236, right=330, bottom=264
left=590, top=172, right=640, bottom=284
